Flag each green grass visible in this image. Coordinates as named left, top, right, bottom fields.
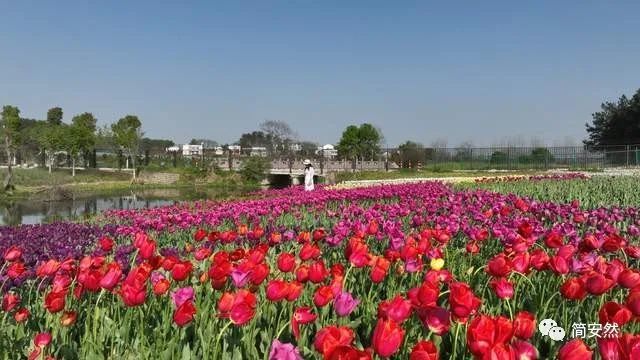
left=456, top=175, right=640, bottom=208
left=335, top=169, right=544, bottom=182
left=0, top=168, right=132, bottom=188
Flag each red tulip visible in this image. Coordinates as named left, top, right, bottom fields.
left=194, top=228, right=207, bottom=241
left=558, top=339, right=592, bottom=360
left=560, top=277, right=587, bottom=300
left=370, top=257, right=390, bottom=283
left=371, top=318, right=404, bottom=357
left=173, top=301, right=196, bottom=327
left=99, top=236, right=114, bottom=251
left=7, top=262, right=26, bottom=279
left=449, top=282, right=481, bottom=321
left=120, top=283, right=146, bottom=307
left=217, top=289, right=256, bottom=326
left=14, top=307, right=29, bottom=322
left=36, top=259, right=60, bottom=278
left=100, top=263, right=123, bottom=290
left=314, top=325, right=355, bottom=356
left=408, top=281, right=439, bottom=309
left=345, top=237, right=370, bottom=267
left=549, top=255, right=570, bottom=275
left=490, top=278, right=514, bottom=300
left=487, top=253, right=512, bottom=277
left=584, top=273, right=615, bottom=295
left=598, top=302, right=632, bottom=326
left=60, top=311, right=77, bottom=327
left=171, top=260, right=193, bottom=282
left=277, top=253, right=296, bottom=273
left=250, top=262, right=270, bottom=285
left=138, top=238, right=157, bottom=260
left=314, top=285, right=335, bottom=307
left=266, top=280, right=289, bottom=302
left=295, top=264, right=310, bottom=283
left=3, top=245, right=22, bottom=262
left=194, top=247, right=212, bottom=261
left=309, top=260, right=329, bottom=283
left=325, top=345, right=372, bottom=360
left=618, top=269, right=640, bottom=288
left=44, top=290, right=66, bottom=313
left=626, top=291, right=640, bottom=316
left=529, top=249, right=549, bottom=270
left=2, top=292, right=20, bottom=312
left=417, top=306, right=450, bottom=335
left=300, top=243, right=321, bottom=260
left=544, top=231, right=564, bottom=248
left=34, top=332, right=52, bottom=347
left=512, top=340, right=538, bottom=360
left=378, top=295, right=412, bottom=323
left=292, top=306, right=317, bottom=339
left=410, top=340, right=438, bottom=360
left=286, top=281, right=303, bottom=301
left=513, top=311, right=535, bottom=340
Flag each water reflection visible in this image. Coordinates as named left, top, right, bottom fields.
left=0, top=187, right=242, bottom=226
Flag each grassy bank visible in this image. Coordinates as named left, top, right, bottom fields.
left=334, top=168, right=545, bottom=182
left=456, top=175, right=640, bottom=208
left=0, top=167, right=259, bottom=203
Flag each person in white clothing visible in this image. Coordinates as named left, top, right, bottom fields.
left=303, top=159, right=315, bottom=191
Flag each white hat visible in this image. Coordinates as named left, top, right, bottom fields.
left=303, top=159, right=311, bottom=165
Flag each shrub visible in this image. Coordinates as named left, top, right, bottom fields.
left=240, top=156, right=271, bottom=183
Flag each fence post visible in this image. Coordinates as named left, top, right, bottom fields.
left=626, top=145, right=630, bottom=167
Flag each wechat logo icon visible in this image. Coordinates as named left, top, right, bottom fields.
left=539, top=318, right=565, bottom=341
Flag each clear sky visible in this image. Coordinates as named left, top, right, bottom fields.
left=1, top=1, right=638, bottom=147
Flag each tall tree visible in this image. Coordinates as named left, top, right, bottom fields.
left=46, top=107, right=63, bottom=126
left=336, top=125, right=360, bottom=161
left=237, top=131, right=274, bottom=154
left=1, top=105, right=22, bottom=191
left=111, top=115, right=142, bottom=179
left=336, top=123, right=382, bottom=162
left=260, top=120, right=297, bottom=154
left=65, top=113, right=97, bottom=176
left=585, top=88, right=640, bottom=147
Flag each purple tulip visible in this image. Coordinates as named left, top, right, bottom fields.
left=334, top=291, right=359, bottom=317
left=269, top=340, right=302, bottom=360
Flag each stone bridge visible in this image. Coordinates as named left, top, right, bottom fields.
left=210, top=158, right=398, bottom=185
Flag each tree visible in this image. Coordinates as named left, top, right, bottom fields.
left=394, top=141, right=425, bottom=168
left=1, top=105, right=22, bottom=191
left=111, top=115, right=142, bottom=179
left=585, top=88, right=640, bottom=147
left=38, top=122, right=67, bottom=173
left=240, top=156, right=271, bottom=183
left=65, top=113, right=97, bottom=176
left=47, top=107, right=63, bottom=126
left=336, top=125, right=361, bottom=161
left=189, top=138, right=218, bottom=148
left=237, top=131, right=274, bottom=154
left=336, top=123, right=382, bottom=162
left=260, top=120, right=297, bottom=152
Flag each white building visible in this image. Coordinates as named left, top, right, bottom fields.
left=316, top=144, right=338, bottom=158
left=213, top=146, right=224, bottom=156
left=182, top=144, right=203, bottom=157
left=250, top=146, right=268, bottom=157
left=227, top=145, right=242, bottom=155
left=166, top=146, right=181, bottom=153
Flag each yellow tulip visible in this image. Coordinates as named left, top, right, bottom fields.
left=430, top=258, right=445, bottom=271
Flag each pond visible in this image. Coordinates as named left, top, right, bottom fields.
left=0, top=187, right=251, bottom=226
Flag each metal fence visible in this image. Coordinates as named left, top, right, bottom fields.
left=4, top=144, right=640, bottom=172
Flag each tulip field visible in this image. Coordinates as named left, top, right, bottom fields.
left=2, top=175, right=640, bottom=359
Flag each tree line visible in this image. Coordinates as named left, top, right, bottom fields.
left=0, top=105, right=147, bottom=192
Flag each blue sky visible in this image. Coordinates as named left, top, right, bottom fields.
left=1, top=1, right=638, bottom=146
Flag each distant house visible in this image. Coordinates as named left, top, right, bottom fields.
left=250, top=146, right=268, bottom=157
left=213, top=146, right=224, bottom=156
left=166, top=146, right=181, bottom=153
left=291, top=143, right=303, bottom=152
left=316, top=144, right=338, bottom=158
left=182, top=144, right=203, bottom=157
left=227, top=145, right=242, bottom=155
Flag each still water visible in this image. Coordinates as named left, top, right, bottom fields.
left=0, top=187, right=244, bottom=226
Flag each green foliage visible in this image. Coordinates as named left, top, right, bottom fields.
left=490, top=151, right=507, bottom=164
left=336, top=123, right=382, bottom=161
left=46, top=107, right=63, bottom=125
left=237, top=131, right=274, bottom=154
left=111, top=115, right=142, bottom=152
left=393, top=141, right=425, bottom=168
left=1, top=105, right=22, bottom=151
left=585, top=88, right=640, bottom=146
left=530, top=147, right=554, bottom=163
left=240, top=156, right=271, bottom=183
